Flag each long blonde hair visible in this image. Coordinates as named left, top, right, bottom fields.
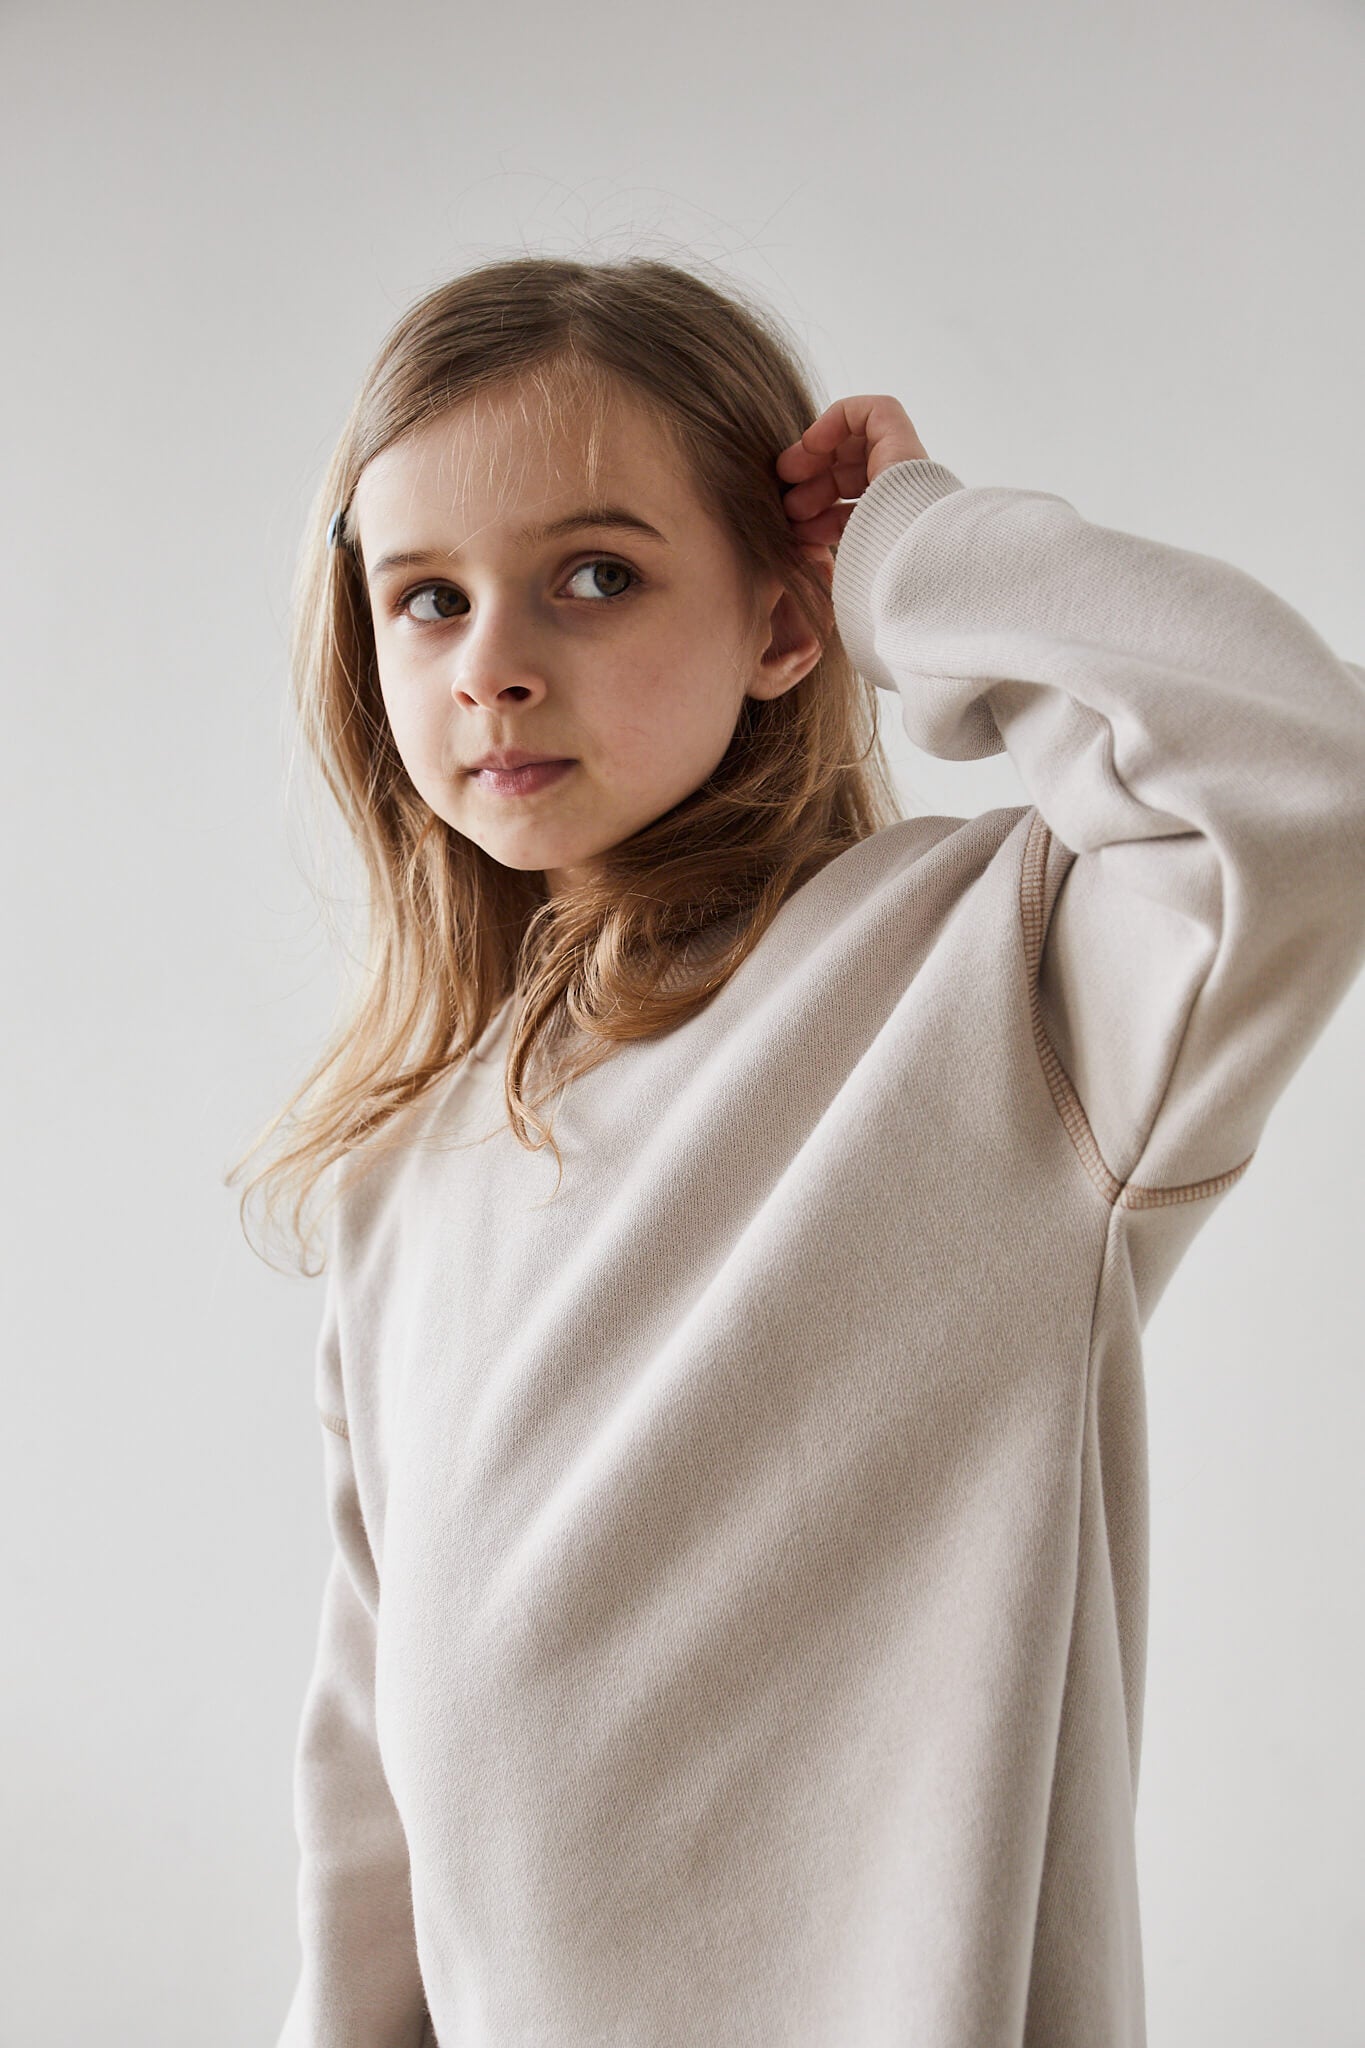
left=226, top=255, right=907, bottom=1273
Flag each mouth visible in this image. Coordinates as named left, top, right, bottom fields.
left=468, top=759, right=576, bottom=796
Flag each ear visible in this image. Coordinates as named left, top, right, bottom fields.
left=747, top=558, right=831, bottom=701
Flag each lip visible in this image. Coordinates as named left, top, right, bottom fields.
left=469, top=758, right=575, bottom=797
left=466, top=749, right=572, bottom=773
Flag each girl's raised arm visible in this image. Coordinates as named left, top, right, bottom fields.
left=804, top=421, right=1365, bottom=1301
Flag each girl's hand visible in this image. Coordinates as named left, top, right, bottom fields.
left=775, top=396, right=930, bottom=561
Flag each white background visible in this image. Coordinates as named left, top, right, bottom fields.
left=2, top=0, right=1362, bottom=2040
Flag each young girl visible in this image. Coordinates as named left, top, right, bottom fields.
left=239, top=256, right=1365, bottom=2048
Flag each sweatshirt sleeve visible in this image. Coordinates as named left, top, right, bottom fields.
left=831, top=458, right=1365, bottom=1212
left=276, top=1260, right=431, bottom=2048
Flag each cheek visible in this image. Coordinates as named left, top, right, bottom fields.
left=376, top=673, right=444, bottom=792
left=375, top=646, right=434, bottom=737
left=599, top=633, right=739, bottom=761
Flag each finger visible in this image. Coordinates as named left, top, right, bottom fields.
left=774, top=402, right=868, bottom=475
left=786, top=502, right=854, bottom=548
left=777, top=395, right=925, bottom=481
left=780, top=461, right=869, bottom=522
left=775, top=426, right=867, bottom=483
left=800, top=399, right=872, bottom=454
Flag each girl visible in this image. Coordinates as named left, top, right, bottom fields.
left=235, top=256, right=1365, bottom=2048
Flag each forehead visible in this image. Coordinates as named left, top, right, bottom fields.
left=351, top=377, right=702, bottom=543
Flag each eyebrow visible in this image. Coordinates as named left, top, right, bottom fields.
left=367, top=505, right=668, bottom=581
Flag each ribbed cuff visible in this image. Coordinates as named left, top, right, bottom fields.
left=831, top=458, right=966, bottom=689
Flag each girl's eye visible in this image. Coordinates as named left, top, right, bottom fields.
left=397, top=557, right=638, bottom=623
left=564, top=558, right=637, bottom=602
left=401, top=584, right=465, bottom=624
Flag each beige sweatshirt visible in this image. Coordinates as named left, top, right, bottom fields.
left=277, top=459, right=1365, bottom=2048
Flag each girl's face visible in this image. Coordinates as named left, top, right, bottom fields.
left=350, top=380, right=825, bottom=897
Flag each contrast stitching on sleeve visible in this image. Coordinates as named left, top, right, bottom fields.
left=1115, top=1161, right=1253, bottom=1208
left=319, top=1408, right=350, bottom=1439
left=1019, top=808, right=1255, bottom=1209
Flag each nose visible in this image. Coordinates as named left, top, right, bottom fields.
left=448, top=599, right=549, bottom=710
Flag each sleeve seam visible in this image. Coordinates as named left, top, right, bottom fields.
left=1018, top=807, right=1256, bottom=1208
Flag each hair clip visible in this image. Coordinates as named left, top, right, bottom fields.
left=327, top=508, right=345, bottom=549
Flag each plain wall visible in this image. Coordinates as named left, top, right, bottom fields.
left=2, top=0, right=1361, bottom=2040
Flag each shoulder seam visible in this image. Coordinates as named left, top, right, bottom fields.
left=1019, top=808, right=1255, bottom=1209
